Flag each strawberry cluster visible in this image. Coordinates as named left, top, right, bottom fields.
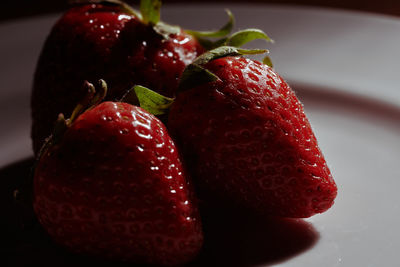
left=30, top=0, right=337, bottom=265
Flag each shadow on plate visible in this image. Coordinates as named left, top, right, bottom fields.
left=294, top=83, right=400, bottom=131
left=2, top=158, right=319, bottom=267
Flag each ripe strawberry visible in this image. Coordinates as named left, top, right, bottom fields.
left=168, top=48, right=337, bottom=218
left=31, top=0, right=205, bottom=155
left=33, top=83, right=203, bottom=265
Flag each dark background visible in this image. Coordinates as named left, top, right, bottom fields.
left=2, top=0, right=400, bottom=22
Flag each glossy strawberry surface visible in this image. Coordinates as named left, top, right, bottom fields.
left=168, top=56, right=337, bottom=218
left=33, top=102, right=203, bottom=265
left=31, top=3, right=204, bottom=155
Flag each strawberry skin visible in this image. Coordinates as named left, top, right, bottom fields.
left=31, top=3, right=204, bottom=155
left=168, top=56, right=337, bottom=218
left=33, top=102, right=203, bottom=265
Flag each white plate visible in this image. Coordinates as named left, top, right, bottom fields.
left=1, top=4, right=400, bottom=267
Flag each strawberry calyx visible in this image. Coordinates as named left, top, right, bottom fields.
left=125, top=45, right=273, bottom=115
left=178, top=46, right=268, bottom=92
left=121, top=85, right=174, bottom=116
left=186, top=11, right=273, bottom=51
left=179, top=22, right=276, bottom=91
left=263, top=55, right=274, bottom=68
left=37, top=79, right=108, bottom=160
left=191, top=46, right=268, bottom=65
left=69, top=80, right=107, bottom=123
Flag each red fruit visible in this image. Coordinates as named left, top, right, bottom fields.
left=168, top=56, right=337, bottom=218
left=33, top=101, right=203, bottom=265
left=31, top=2, right=204, bottom=155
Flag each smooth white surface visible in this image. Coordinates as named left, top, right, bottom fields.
left=1, top=4, right=400, bottom=266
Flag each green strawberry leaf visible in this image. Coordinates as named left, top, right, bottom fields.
left=263, top=55, right=274, bottom=68
left=179, top=46, right=268, bottom=92
left=236, top=47, right=269, bottom=55
left=227, top=28, right=273, bottom=47
left=196, top=37, right=229, bottom=51
left=186, top=9, right=234, bottom=38
left=179, top=64, right=221, bottom=92
left=140, top=0, right=162, bottom=25
left=133, top=85, right=174, bottom=115
left=193, top=45, right=268, bottom=65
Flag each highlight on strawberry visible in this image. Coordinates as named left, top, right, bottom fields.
left=33, top=80, right=203, bottom=266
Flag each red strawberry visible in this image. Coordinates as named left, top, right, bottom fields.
left=31, top=0, right=205, bottom=155
left=168, top=48, right=337, bottom=218
left=33, top=82, right=203, bottom=265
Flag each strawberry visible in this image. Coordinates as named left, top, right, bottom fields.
left=31, top=0, right=207, bottom=155
left=168, top=47, right=337, bottom=218
left=33, top=81, right=203, bottom=265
